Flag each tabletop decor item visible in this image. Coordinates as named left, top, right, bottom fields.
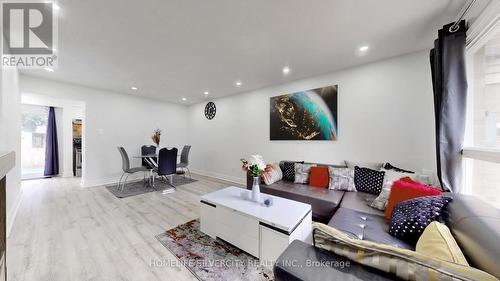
left=241, top=155, right=270, bottom=202
left=151, top=128, right=161, bottom=147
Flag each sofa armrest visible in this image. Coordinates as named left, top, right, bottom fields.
left=274, top=240, right=398, bottom=281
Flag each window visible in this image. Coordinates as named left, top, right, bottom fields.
left=464, top=20, right=500, bottom=208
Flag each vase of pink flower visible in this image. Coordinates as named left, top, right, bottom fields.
left=241, top=155, right=267, bottom=202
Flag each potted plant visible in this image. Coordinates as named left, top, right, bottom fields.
left=241, top=155, right=268, bottom=202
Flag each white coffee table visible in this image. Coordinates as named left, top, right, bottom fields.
left=200, top=186, right=312, bottom=263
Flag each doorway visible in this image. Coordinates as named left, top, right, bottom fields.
left=21, top=104, right=49, bottom=179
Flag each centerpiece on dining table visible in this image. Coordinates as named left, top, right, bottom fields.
left=240, top=155, right=272, bottom=203
left=151, top=128, right=161, bottom=147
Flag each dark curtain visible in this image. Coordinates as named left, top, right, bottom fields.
left=44, top=107, right=59, bottom=176
left=430, top=20, right=468, bottom=192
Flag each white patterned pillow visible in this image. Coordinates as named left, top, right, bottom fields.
left=262, top=163, right=283, bottom=185
left=294, top=163, right=316, bottom=184
left=370, top=182, right=391, bottom=210
left=369, top=169, right=415, bottom=210
left=328, top=167, right=356, bottom=191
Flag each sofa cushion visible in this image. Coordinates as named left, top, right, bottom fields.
left=328, top=208, right=413, bottom=250
left=445, top=194, right=500, bottom=279
left=260, top=180, right=344, bottom=222
left=282, top=161, right=297, bottom=182
left=354, top=166, right=385, bottom=195
left=309, top=166, right=329, bottom=188
left=340, top=192, right=383, bottom=216
left=388, top=196, right=452, bottom=246
left=294, top=163, right=317, bottom=184
left=328, top=167, right=356, bottom=191
left=274, top=240, right=396, bottom=281
left=384, top=179, right=441, bottom=219
left=416, top=221, right=468, bottom=265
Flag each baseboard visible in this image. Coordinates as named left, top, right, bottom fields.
left=7, top=188, right=23, bottom=238
left=191, top=168, right=245, bottom=186
left=81, top=173, right=145, bottom=188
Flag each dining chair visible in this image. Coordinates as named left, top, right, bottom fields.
left=177, top=145, right=191, bottom=179
left=155, top=147, right=178, bottom=189
left=117, top=147, right=149, bottom=192
left=141, top=145, right=157, bottom=168
left=141, top=145, right=157, bottom=184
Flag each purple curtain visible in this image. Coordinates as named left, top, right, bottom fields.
left=430, top=21, right=468, bottom=192
left=44, top=107, right=59, bottom=176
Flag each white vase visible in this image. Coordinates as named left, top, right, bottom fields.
left=252, top=176, right=261, bottom=203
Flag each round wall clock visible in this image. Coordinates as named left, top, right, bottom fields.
left=204, top=102, right=216, bottom=120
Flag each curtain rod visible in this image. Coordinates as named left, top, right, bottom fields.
left=449, top=0, right=478, bottom=32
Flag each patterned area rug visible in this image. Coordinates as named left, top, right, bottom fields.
left=156, top=220, right=274, bottom=281
left=105, top=175, right=197, bottom=198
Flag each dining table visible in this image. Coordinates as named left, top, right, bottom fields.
left=133, top=150, right=182, bottom=189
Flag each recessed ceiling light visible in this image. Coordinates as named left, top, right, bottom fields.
left=44, top=67, right=54, bottom=72
left=282, top=66, right=290, bottom=75
left=131, top=86, right=138, bottom=91
left=359, top=46, right=369, bottom=52
left=235, top=81, right=242, bottom=87
left=182, top=97, right=187, bottom=101
left=204, top=91, right=209, bottom=95
left=53, top=4, right=60, bottom=11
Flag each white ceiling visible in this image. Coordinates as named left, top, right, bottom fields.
left=22, top=0, right=467, bottom=104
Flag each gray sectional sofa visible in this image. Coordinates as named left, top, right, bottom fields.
left=247, top=161, right=500, bottom=281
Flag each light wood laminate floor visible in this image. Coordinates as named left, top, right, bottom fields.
left=8, top=175, right=239, bottom=281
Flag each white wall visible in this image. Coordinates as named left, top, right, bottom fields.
left=20, top=75, right=189, bottom=187
left=187, top=51, right=437, bottom=183
left=21, top=93, right=84, bottom=178
left=0, top=59, right=22, bottom=236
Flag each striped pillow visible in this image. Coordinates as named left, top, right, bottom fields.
left=313, top=223, right=498, bottom=281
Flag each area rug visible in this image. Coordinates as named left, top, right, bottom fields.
left=105, top=175, right=197, bottom=198
left=155, top=220, right=274, bottom=281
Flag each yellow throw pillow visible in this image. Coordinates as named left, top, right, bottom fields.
left=416, top=221, right=468, bottom=265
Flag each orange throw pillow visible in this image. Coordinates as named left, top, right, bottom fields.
left=384, top=178, right=442, bottom=219
left=309, top=166, right=329, bottom=188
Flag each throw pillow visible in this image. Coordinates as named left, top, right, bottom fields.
left=416, top=221, right=468, bottom=265
left=313, top=223, right=497, bottom=281
left=384, top=179, right=442, bottom=219
left=380, top=168, right=415, bottom=184
left=384, top=162, right=415, bottom=174
left=282, top=161, right=297, bottom=182
left=345, top=160, right=384, bottom=170
left=262, top=163, right=283, bottom=185
left=309, top=166, right=329, bottom=188
left=328, top=167, right=356, bottom=191
left=294, top=163, right=316, bottom=184
left=388, top=196, right=453, bottom=246
left=370, top=176, right=415, bottom=211
left=354, top=166, right=385, bottom=195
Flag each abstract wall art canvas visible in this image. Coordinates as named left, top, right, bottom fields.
left=270, top=85, right=338, bottom=140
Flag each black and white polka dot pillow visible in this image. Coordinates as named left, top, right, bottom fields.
left=389, top=196, right=453, bottom=245
left=282, top=162, right=296, bottom=182
left=354, top=166, right=385, bottom=195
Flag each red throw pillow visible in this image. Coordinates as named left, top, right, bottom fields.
left=384, top=179, right=442, bottom=219
left=309, top=166, right=329, bottom=188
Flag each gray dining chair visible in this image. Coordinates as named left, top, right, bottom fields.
left=177, top=145, right=191, bottom=179
left=117, top=147, right=149, bottom=192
